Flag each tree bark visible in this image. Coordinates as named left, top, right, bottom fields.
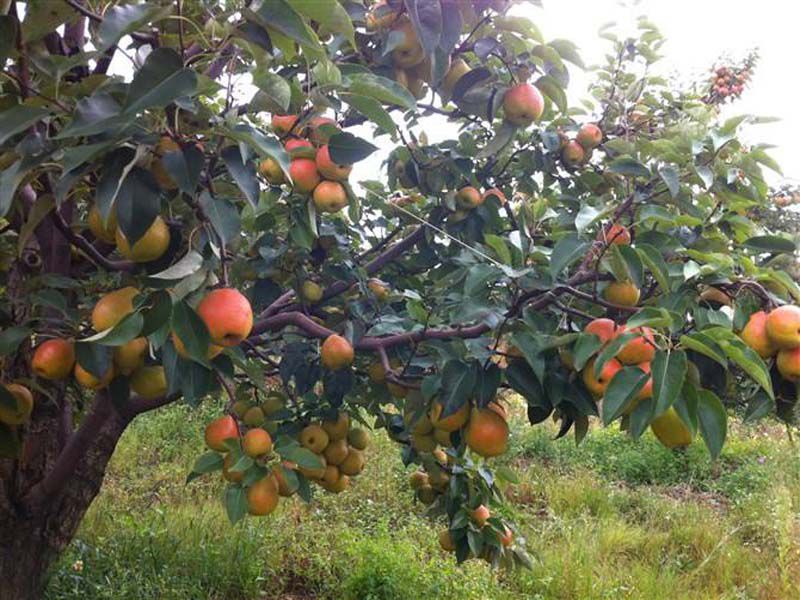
left=0, top=394, right=128, bottom=600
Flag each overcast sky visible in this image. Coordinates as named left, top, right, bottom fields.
left=350, top=0, right=800, bottom=186
left=525, top=0, right=800, bottom=184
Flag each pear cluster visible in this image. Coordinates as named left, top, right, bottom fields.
left=260, top=114, right=351, bottom=215
left=741, top=305, right=800, bottom=383
left=24, top=286, right=252, bottom=406
left=707, top=64, right=751, bottom=105
left=85, top=136, right=182, bottom=264
left=205, top=399, right=371, bottom=517
left=558, top=123, right=603, bottom=169
left=572, top=318, right=693, bottom=450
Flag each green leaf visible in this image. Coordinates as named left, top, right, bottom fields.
left=327, top=132, right=379, bottom=165
left=716, top=334, right=773, bottom=398
left=744, top=390, right=774, bottom=423
left=198, top=191, right=241, bottom=248
left=624, top=307, right=674, bottom=330
left=346, top=73, right=416, bottom=111
left=602, top=366, right=648, bottom=425
left=287, top=0, right=356, bottom=47
left=658, top=165, right=680, bottom=197
left=593, top=332, right=636, bottom=376
left=96, top=3, right=172, bottom=51
left=115, top=168, right=160, bottom=246
left=279, top=443, right=324, bottom=470
left=224, top=486, right=247, bottom=524
left=651, top=350, right=687, bottom=415
left=696, top=389, right=727, bottom=459
left=223, top=124, right=290, bottom=173
left=439, top=360, right=477, bottom=417
left=535, top=76, right=567, bottom=113
left=548, top=39, right=584, bottom=68
left=743, top=235, right=796, bottom=254
left=340, top=93, right=397, bottom=136
left=572, top=333, right=603, bottom=372
left=171, top=301, right=212, bottom=366
left=679, top=332, right=727, bottom=367
left=252, top=70, right=292, bottom=113
left=549, top=234, right=590, bottom=279
left=0, top=105, right=49, bottom=146
left=404, top=0, right=442, bottom=54
left=636, top=244, right=670, bottom=293
left=82, top=312, right=144, bottom=346
left=75, top=342, right=112, bottom=380
left=23, top=0, right=76, bottom=42
left=187, top=451, right=224, bottom=483
left=0, top=16, right=18, bottom=65
left=124, top=48, right=197, bottom=115
left=56, top=93, right=122, bottom=138
left=162, top=143, right=204, bottom=195
left=150, top=251, right=204, bottom=281
left=94, top=148, right=137, bottom=221
left=0, top=326, right=31, bottom=357
left=607, top=156, right=650, bottom=178
left=247, top=0, right=323, bottom=56
left=221, top=146, right=259, bottom=208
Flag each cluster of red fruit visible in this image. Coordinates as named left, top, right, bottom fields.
left=259, top=114, right=352, bottom=214
left=204, top=409, right=370, bottom=517
left=707, top=65, right=751, bottom=104
left=741, top=305, right=800, bottom=382
left=573, top=318, right=693, bottom=448
left=559, top=123, right=603, bottom=169
left=0, top=287, right=254, bottom=428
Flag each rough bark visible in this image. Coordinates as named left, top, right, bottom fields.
left=0, top=394, right=129, bottom=599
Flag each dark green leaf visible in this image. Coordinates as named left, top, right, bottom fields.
left=224, top=486, right=247, bottom=524
left=198, top=191, right=241, bottom=248
left=56, top=93, right=122, bottom=138
left=97, top=3, right=171, bottom=50
left=247, top=0, right=322, bottom=55
left=636, top=244, right=671, bottom=293
left=288, top=0, right=355, bottom=47
left=162, top=143, right=203, bottom=194
left=602, top=366, right=648, bottom=425
left=75, top=342, right=112, bottom=380
left=0, top=326, right=31, bottom=357
left=697, top=389, right=727, bottom=459
left=404, top=0, right=442, bottom=54
left=83, top=312, right=143, bottom=346
left=743, top=235, right=796, bottom=254
left=0, top=16, right=18, bottom=65
left=607, top=156, right=650, bottom=178
left=328, top=132, right=379, bottom=165
left=572, top=333, right=603, bottom=372
left=125, top=48, right=197, bottom=115
left=346, top=73, right=416, bottom=111
left=115, top=168, right=160, bottom=246
left=651, top=350, right=687, bottom=415
left=340, top=93, right=397, bottom=136
left=171, top=300, right=211, bottom=366
left=0, top=105, right=49, bottom=146
left=549, top=234, right=589, bottom=278
left=658, top=165, right=680, bottom=197
left=221, top=146, right=259, bottom=207
left=439, top=360, right=477, bottom=417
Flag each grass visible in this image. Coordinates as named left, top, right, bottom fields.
left=45, top=397, right=800, bottom=599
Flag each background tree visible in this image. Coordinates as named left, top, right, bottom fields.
left=0, top=1, right=797, bottom=597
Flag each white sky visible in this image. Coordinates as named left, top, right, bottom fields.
left=353, top=0, right=800, bottom=186
left=526, top=0, right=800, bottom=184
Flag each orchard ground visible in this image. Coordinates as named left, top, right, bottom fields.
left=47, top=397, right=800, bottom=600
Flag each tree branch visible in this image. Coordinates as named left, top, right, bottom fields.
left=48, top=206, right=136, bottom=273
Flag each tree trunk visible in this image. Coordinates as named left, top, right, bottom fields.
left=0, top=395, right=129, bottom=599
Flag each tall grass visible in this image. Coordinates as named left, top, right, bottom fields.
left=45, top=398, right=800, bottom=599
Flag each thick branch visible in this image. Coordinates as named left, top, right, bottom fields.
left=48, top=206, right=136, bottom=273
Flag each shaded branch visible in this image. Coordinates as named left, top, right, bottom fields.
left=49, top=206, right=136, bottom=273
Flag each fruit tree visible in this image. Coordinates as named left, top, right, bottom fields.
left=0, top=1, right=797, bottom=597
